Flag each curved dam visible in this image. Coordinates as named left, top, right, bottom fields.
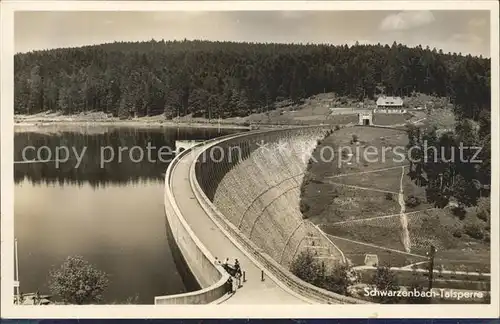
left=159, top=127, right=367, bottom=304
left=196, top=127, right=345, bottom=269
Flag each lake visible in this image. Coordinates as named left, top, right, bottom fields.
left=14, top=126, right=242, bottom=304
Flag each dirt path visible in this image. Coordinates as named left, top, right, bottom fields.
left=398, top=166, right=411, bottom=252
left=326, top=181, right=399, bottom=194
left=326, top=234, right=426, bottom=259
left=325, top=164, right=409, bottom=179
left=319, top=207, right=437, bottom=226
left=401, top=261, right=429, bottom=269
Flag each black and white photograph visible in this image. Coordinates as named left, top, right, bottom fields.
left=1, top=0, right=498, bottom=318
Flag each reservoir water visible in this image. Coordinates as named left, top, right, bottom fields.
left=14, top=126, right=242, bottom=304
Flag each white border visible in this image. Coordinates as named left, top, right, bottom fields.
left=1, top=1, right=499, bottom=319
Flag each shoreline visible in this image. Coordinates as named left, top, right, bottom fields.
left=14, top=119, right=252, bottom=133
left=12, top=112, right=322, bottom=133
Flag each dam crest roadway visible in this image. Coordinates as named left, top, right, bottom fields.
left=157, top=126, right=367, bottom=304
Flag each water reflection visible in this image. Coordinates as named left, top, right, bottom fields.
left=14, top=127, right=239, bottom=187
left=14, top=126, right=241, bottom=304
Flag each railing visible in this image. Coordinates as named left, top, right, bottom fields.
left=155, top=144, right=230, bottom=305
left=156, top=129, right=266, bottom=304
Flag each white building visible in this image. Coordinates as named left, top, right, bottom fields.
left=374, top=96, right=406, bottom=114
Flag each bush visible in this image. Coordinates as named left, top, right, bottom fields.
left=477, top=210, right=489, bottom=222
left=351, top=134, right=358, bottom=144
left=476, top=197, right=490, bottom=222
left=463, top=223, right=484, bottom=240
left=291, top=251, right=353, bottom=295
left=432, top=194, right=450, bottom=208
left=405, top=195, right=421, bottom=208
left=290, top=250, right=322, bottom=284
left=49, top=256, right=109, bottom=304
left=385, top=193, right=393, bottom=201
left=452, top=229, right=463, bottom=238
left=371, top=265, right=400, bottom=304
left=452, top=206, right=467, bottom=220
left=407, top=268, right=430, bottom=304
left=322, top=263, right=352, bottom=295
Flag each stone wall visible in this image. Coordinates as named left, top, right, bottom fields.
left=195, top=127, right=344, bottom=269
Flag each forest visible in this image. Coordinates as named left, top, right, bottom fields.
left=14, top=39, right=490, bottom=121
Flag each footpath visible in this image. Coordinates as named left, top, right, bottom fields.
left=171, top=146, right=309, bottom=304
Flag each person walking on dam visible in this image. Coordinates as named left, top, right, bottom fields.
left=234, top=258, right=242, bottom=288
left=214, top=257, right=221, bottom=266
left=226, top=276, right=234, bottom=294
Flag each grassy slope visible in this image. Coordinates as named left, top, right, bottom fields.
left=301, top=126, right=409, bottom=224
left=300, top=126, right=490, bottom=270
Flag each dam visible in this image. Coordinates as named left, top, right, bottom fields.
left=158, top=126, right=366, bottom=304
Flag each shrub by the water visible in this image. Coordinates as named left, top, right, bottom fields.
left=49, top=255, right=109, bottom=305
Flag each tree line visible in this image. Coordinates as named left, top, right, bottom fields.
left=405, top=107, right=491, bottom=210
left=15, top=39, right=490, bottom=120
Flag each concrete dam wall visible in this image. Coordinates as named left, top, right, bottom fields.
left=156, top=147, right=230, bottom=304
left=196, top=127, right=345, bottom=269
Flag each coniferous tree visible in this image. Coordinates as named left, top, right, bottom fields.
left=13, top=39, right=489, bottom=122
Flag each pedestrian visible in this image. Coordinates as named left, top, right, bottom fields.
left=226, top=276, right=234, bottom=294
left=214, top=257, right=221, bottom=265
left=223, top=257, right=230, bottom=266
left=221, top=257, right=228, bottom=274
left=234, top=259, right=241, bottom=287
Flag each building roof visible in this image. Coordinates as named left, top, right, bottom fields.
left=376, top=96, right=403, bottom=107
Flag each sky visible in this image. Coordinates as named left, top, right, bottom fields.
left=15, top=10, right=491, bottom=57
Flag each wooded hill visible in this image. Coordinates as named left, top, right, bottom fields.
left=14, top=39, right=490, bottom=121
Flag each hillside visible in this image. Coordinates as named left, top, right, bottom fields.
left=15, top=39, right=490, bottom=121
left=300, top=126, right=490, bottom=272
